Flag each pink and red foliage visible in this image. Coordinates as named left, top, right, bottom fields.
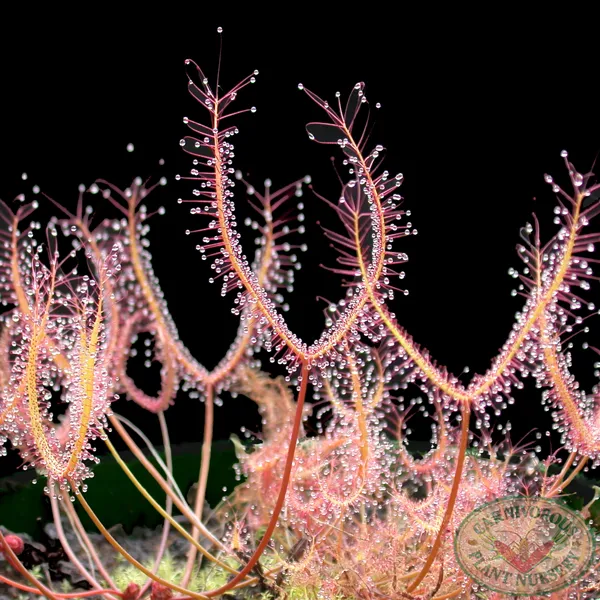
left=1, top=31, right=600, bottom=600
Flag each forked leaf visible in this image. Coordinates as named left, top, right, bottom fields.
left=184, top=117, right=214, bottom=138
left=180, top=136, right=214, bottom=158
left=306, top=122, right=346, bottom=145
left=344, top=82, right=365, bottom=127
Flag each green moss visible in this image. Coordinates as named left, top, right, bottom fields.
left=111, top=561, right=147, bottom=590
left=59, top=578, right=74, bottom=594
left=282, top=585, right=347, bottom=600
left=109, top=553, right=241, bottom=594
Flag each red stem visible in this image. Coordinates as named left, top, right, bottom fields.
left=407, top=402, right=471, bottom=592
left=0, top=575, right=123, bottom=598
left=205, top=362, right=309, bottom=596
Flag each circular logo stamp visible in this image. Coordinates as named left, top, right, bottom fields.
left=454, top=496, right=595, bottom=596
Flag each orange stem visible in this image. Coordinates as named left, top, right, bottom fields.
left=547, top=456, right=588, bottom=498
left=108, top=414, right=227, bottom=552
left=205, top=361, right=309, bottom=596
left=407, top=402, right=471, bottom=592
left=0, top=576, right=122, bottom=598
left=181, top=383, right=214, bottom=587
left=0, top=530, right=60, bottom=599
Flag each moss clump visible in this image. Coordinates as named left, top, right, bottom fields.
left=110, top=553, right=241, bottom=594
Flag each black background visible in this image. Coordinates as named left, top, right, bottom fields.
left=1, top=10, right=600, bottom=476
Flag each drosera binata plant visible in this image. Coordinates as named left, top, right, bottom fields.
left=2, top=27, right=600, bottom=599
